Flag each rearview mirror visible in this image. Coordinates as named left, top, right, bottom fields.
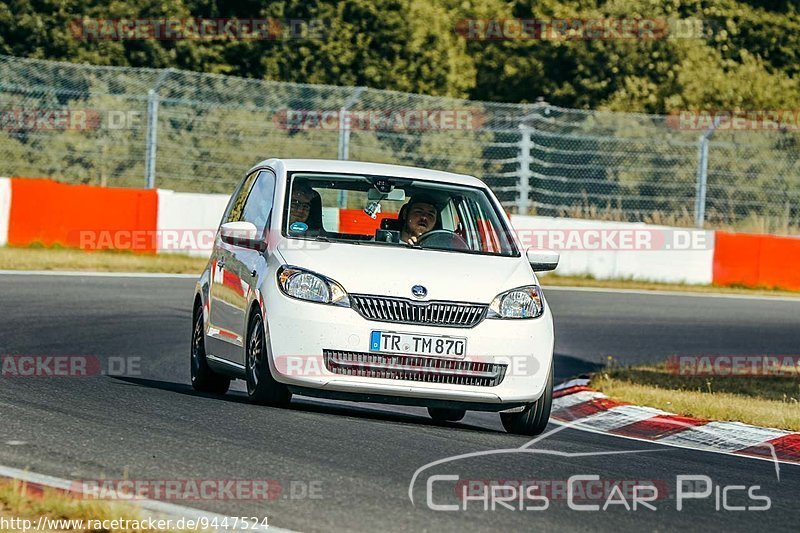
left=526, top=249, right=559, bottom=272
left=367, top=188, right=406, bottom=201
left=220, top=221, right=265, bottom=251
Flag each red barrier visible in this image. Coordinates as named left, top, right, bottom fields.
left=759, top=234, right=800, bottom=289
left=713, top=231, right=800, bottom=290
left=8, top=178, right=159, bottom=253
left=338, top=209, right=386, bottom=235
left=6, top=176, right=800, bottom=294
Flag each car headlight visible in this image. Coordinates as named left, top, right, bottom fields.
left=487, top=285, right=544, bottom=319
left=277, top=266, right=350, bottom=307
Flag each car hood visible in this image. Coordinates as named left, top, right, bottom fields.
left=275, top=239, right=534, bottom=303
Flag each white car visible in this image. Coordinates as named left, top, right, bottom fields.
left=191, top=159, right=558, bottom=435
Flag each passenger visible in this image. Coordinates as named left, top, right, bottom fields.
left=288, top=184, right=314, bottom=226
left=288, top=183, right=324, bottom=235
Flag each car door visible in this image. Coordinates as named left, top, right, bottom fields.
left=209, top=169, right=277, bottom=367
left=206, top=170, right=260, bottom=364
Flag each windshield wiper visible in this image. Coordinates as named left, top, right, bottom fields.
left=315, top=235, right=362, bottom=244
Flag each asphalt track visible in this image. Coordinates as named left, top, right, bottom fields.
left=1, top=273, right=798, bottom=532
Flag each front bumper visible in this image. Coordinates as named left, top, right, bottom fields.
left=263, top=287, right=555, bottom=406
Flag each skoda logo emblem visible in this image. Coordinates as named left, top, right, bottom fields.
left=411, top=285, right=427, bottom=299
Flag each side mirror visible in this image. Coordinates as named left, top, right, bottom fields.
left=527, top=249, right=559, bottom=272
left=220, top=221, right=265, bottom=251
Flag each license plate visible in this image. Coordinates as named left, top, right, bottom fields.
left=369, top=331, right=466, bottom=358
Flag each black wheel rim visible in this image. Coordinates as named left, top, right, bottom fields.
left=247, top=316, right=263, bottom=393
left=191, top=311, right=203, bottom=382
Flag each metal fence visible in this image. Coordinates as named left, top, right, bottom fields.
left=1, top=54, right=798, bottom=232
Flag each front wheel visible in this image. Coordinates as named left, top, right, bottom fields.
left=427, top=407, right=466, bottom=423
left=245, top=311, right=291, bottom=407
left=500, top=362, right=553, bottom=436
left=190, top=305, right=230, bottom=394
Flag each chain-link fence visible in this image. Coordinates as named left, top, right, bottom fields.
left=1, top=54, right=798, bottom=232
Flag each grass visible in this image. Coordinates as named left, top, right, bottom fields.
left=0, top=246, right=209, bottom=274
left=0, top=479, right=202, bottom=532
left=553, top=203, right=800, bottom=236
left=591, top=362, right=800, bottom=431
left=539, top=273, right=800, bottom=297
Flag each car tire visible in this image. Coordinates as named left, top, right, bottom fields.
left=427, top=407, right=466, bottom=423
left=500, top=361, right=553, bottom=436
left=245, top=311, right=291, bottom=407
left=191, top=304, right=230, bottom=395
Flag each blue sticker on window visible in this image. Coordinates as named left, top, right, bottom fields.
left=289, top=221, right=308, bottom=233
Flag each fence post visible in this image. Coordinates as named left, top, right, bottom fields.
left=694, top=115, right=721, bottom=228
left=694, top=135, right=709, bottom=228
left=337, top=86, right=366, bottom=161
left=517, top=124, right=532, bottom=215
left=144, top=69, right=173, bottom=189
left=336, top=86, right=366, bottom=207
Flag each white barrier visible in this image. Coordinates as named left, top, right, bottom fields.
left=321, top=207, right=340, bottom=233
left=155, top=190, right=342, bottom=256
left=510, top=215, right=715, bottom=285
left=0, top=178, right=10, bottom=247
left=156, top=190, right=230, bottom=256
left=148, top=191, right=714, bottom=285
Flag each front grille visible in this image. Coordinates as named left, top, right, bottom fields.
left=350, top=294, right=487, bottom=328
left=323, top=350, right=507, bottom=387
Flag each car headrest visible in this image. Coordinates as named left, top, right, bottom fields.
left=305, top=190, right=323, bottom=231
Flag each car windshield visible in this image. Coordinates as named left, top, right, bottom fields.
left=283, top=172, right=518, bottom=257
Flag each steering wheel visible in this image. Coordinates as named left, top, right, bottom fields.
left=416, top=229, right=470, bottom=251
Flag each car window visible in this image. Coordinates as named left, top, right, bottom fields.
left=225, top=171, right=259, bottom=224
left=242, top=170, right=277, bottom=235
left=284, top=172, right=518, bottom=256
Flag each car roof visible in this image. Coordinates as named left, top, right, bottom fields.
left=251, top=158, right=486, bottom=188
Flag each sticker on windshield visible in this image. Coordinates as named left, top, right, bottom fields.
left=289, top=221, right=308, bottom=234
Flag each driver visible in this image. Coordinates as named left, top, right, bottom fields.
left=400, top=195, right=439, bottom=246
